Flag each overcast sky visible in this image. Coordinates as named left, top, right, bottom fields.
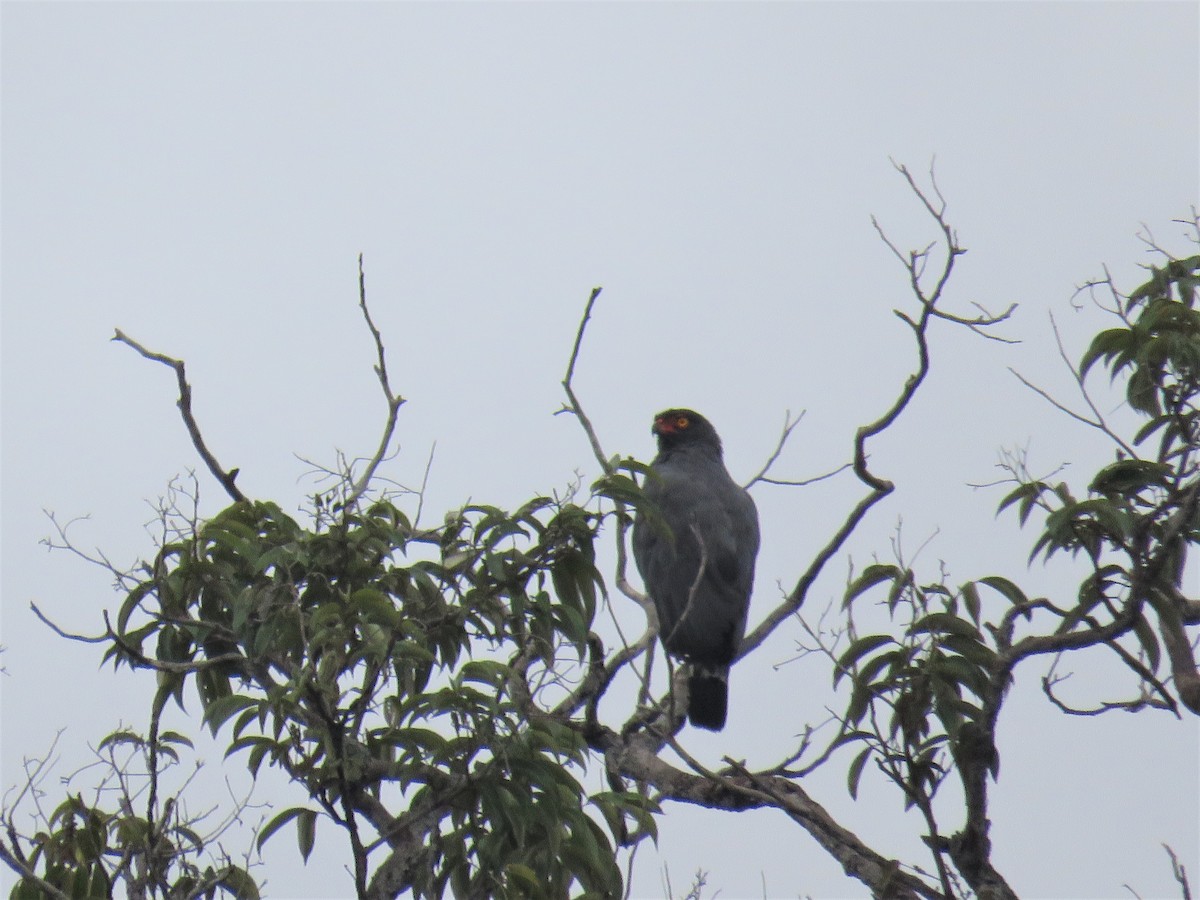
left=3, top=3, right=1198, bottom=898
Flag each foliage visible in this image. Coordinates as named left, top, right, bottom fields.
left=125, top=492, right=629, bottom=899
left=832, top=250, right=1200, bottom=895
left=2, top=729, right=257, bottom=900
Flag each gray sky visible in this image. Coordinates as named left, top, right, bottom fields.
left=3, top=2, right=1198, bottom=898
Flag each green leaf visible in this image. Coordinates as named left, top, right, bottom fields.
left=1080, top=327, right=1133, bottom=379
left=996, top=481, right=1033, bottom=516
left=97, top=730, right=144, bottom=752
left=296, top=808, right=317, bottom=863
left=1127, top=366, right=1161, bottom=416
left=960, top=581, right=982, bottom=626
left=939, top=634, right=998, bottom=670
left=460, top=659, right=511, bottom=689
left=843, top=564, right=904, bottom=608
left=506, top=863, right=542, bottom=892
left=976, top=576, right=1028, bottom=607
left=257, top=806, right=311, bottom=853
left=846, top=682, right=872, bottom=727
left=1089, top=459, right=1169, bottom=496
left=202, top=694, right=259, bottom=738
left=216, top=865, right=260, bottom=900
left=907, top=612, right=982, bottom=641
left=590, top=472, right=648, bottom=511
left=847, top=746, right=873, bottom=799
left=834, top=634, right=896, bottom=687
left=158, top=730, right=194, bottom=749
left=857, top=648, right=910, bottom=688
left=350, top=587, right=400, bottom=627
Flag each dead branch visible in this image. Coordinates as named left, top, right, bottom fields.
left=741, top=160, right=992, bottom=659
left=743, top=409, right=806, bottom=488
left=559, top=287, right=611, bottom=474
left=1165, top=844, right=1193, bottom=900
left=112, top=329, right=246, bottom=503
left=344, top=254, right=407, bottom=511
left=587, top=725, right=946, bottom=900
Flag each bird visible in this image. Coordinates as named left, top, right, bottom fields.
left=632, top=409, right=759, bottom=730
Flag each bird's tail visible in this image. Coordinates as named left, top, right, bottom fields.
left=687, top=666, right=729, bottom=731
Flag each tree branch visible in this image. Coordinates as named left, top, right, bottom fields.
left=742, top=160, right=979, bottom=658
left=344, top=254, right=407, bottom=511
left=112, top=329, right=247, bottom=503
left=559, top=287, right=611, bottom=474
left=589, top=727, right=945, bottom=900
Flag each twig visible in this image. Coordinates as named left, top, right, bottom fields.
left=344, top=254, right=407, bottom=510
left=112, top=329, right=246, bottom=503
left=40, top=510, right=141, bottom=591
left=760, top=462, right=851, bottom=489
left=560, top=287, right=611, bottom=473
left=556, top=286, right=664, bottom=711
left=1008, top=312, right=1137, bottom=457
left=1007, top=368, right=1104, bottom=430
left=29, top=602, right=107, bottom=643
left=1165, top=844, right=1192, bottom=900
left=742, top=160, right=978, bottom=659
left=743, top=410, right=806, bottom=489
left=412, top=441, right=437, bottom=529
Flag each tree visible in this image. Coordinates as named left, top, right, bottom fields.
left=3, top=166, right=1196, bottom=899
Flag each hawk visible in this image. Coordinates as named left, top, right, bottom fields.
left=632, top=409, right=759, bottom=730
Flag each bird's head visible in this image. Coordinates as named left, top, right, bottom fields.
left=651, top=408, right=723, bottom=456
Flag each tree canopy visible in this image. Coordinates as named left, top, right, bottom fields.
left=4, top=169, right=1197, bottom=900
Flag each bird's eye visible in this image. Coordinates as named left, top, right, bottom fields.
left=676, top=416, right=690, bottom=429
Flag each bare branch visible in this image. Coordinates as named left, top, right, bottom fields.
left=40, top=510, right=142, bottom=591
left=1010, top=312, right=1137, bottom=457
left=1165, top=844, right=1193, bottom=900
left=559, top=287, right=611, bottom=473
left=933, top=301, right=1020, bottom=342
left=112, top=329, right=247, bottom=503
left=1008, top=367, right=1109, bottom=431
left=344, top=254, right=407, bottom=510
left=743, top=409, right=806, bottom=489
left=743, top=160, right=988, bottom=658
left=29, top=601, right=107, bottom=643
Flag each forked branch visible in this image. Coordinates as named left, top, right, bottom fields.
left=560, top=287, right=611, bottom=474
left=741, top=161, right=1005, bottom=658
left=345, top=254, right=407, bottom=511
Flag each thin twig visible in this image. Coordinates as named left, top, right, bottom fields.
left=1165, top=844, right=1192, bottom=900
left=1007, top=367, right=1105, bottom=431
left=29, top=602, right=107, bottom=643
left=761, top=462, right=852, bottom=489
left=743, top=409, right=806, bottom=489
left=1051, top=311, right=1138, bottom=456
left=112, top=329, right=247, bottom=503
left=345, top=254, right=407, bottom=510
left=413, top=441, right=437, bottom=529
left=560, top=287, right=611, bottom=473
